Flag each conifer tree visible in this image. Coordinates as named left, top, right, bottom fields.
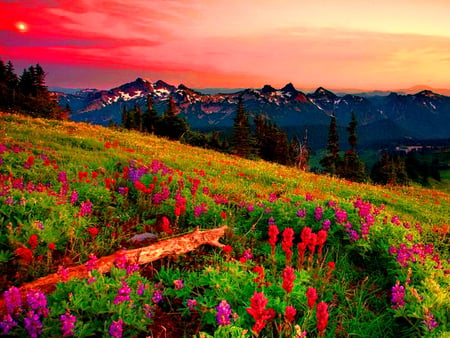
left=158, top=95, right=188, bottom=140
left=231, top=97, right=252, bottom=158
left=320, top=115, right=341, bottom=175
left=142, top=94, right=159, bottom=134
left=342, top=112, right=366, bottom=182
left=121, top=106, right=128, bottom=128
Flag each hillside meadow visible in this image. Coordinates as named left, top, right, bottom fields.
left=0, top=112, right=448, bottom=337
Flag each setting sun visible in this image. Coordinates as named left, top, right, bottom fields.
left=15, top=21, right=28, bottom=33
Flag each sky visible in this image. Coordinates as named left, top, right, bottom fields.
left=2, top=0, right=450, bottom=91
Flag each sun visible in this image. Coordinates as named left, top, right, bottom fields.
left=15, top=21, right=28, bottom=33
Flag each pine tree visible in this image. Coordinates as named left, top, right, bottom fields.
left=320, top=115, right=341, bottom=175
left=274, top=129, right=290, bottom=165
left=142, top=94, right=159, bottom=134
left=370, top=153, right=409, bottom=186
left=158, top=96, right=188, bottom=140
left=342, top=112, right=366, bottom=182
left=231, top=97, right=252, bottom=158
left=121, top=106, right=128, bottom=128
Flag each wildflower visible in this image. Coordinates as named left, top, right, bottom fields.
left=160, top=216, right=172, bottom=234
left=296, top=208, right=307, bottom=218
left=281, top=228, right=295, bottom=264
left=87, top=277, right=96, bottom=284
left=48, top=242, right=56, bottom=251
left=316, top=230, right=328, bottom=258
left=327, top=261, right=335, bottom=278
left=69, top=190, right=78, bottom=204
left=282, top=267, right=296, bottom=294
left=152, top=290, right=163, bottom=304
left=306, top=287, right=318, bottom=309
left=253, top=266, right=265, bottom=287
left=297, top=242, right=307, bottom=267
left=86, top=253, right=98, bottom=272
left=0, top=314, right=18, bottom=335
left=4, top=286, right=22, bottom=315
left=314, top=206, right=323, bottom=221
left=137, top=282, right=146, bottom=296
left=79, top=200, right=93, bottom=217
left=57, top=265, right=69, bottom=282
left=114, top=253, right=127, bottom=269
left=35, top=221, right=44, bottom=230
left=24, top=310, right=43, bottom=338
left=222, top=245, right=233, bottom=254
left=28, top=234, right=39, bottom=251
left=143, top=304, right=153, bottom=319
left=27, top=290, right=49, bottom=317
left=109, top=318, right=123, bottom=338
left=268, top=224, right=279, bottom=255
left=58, top=171, right=67, bottom=183
left=316, top=302, right=329, bottom=337
left=87, top=227, right=99, bottom=238
left=187, top=299, right=197, bottom=311
left=117, top=187, right=128, bottom=195
left=246, top=291, right=276, bottom=335
left=220, top=211, right=227, bottom=219
left=114, top=280, right=132, bottom=305
left=422, top=310, right=438, bottom=331
left=173, top=279, right=184, bottom=290
left=285, top=305, right=297, bottom=323
left=334, top=208, right=348, bottom=223
left=391, top=281, right=405, bottom=309
left=216, top=300, right=232, bottom=326
left=322, top=219, right=331, bottom=230
left=60, top=311, right=76, bottom=337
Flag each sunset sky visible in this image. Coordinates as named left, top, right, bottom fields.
left=2, top=0, right=450, bottom=91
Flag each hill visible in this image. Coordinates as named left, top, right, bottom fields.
left=0, top=112, right=448, bottom=337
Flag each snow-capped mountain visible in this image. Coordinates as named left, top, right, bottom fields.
left=56, top=78, right=450, bottom=148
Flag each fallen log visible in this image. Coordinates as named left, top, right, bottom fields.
left=0, top=226, right=227, bottom=314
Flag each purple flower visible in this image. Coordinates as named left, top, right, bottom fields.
left=216, top=300, right=232, bottom=326
left=114, top=254, right=127, bottom=269
left=118, top=187, right=128, bottom=196
left=422, top=310, right=438, bottom=331
left=391, top=281, right=405, bottom=309
left=0, top=314, right=18, bottom=335
left=79, top=199, right=93, bottom=217
left=69, top=190, right=78, bottom=205
left=27, top=290, right=49, bottom=317
left=334, top=208, right=348, bottom=223
left=109, top=318, right=123, bottom=338
left=4, top=286, right=22, bottom=315
left=322, top=219, right=331, bottom=230
left=114, top=281, right=132, bottom=305
left=60, top=312, right=76, bottom=337
left=297, top=209, right=307, bottom=218
left=137, top=283, right=146, bottom=296
left=58, top=171, right=68, bottom=183
left=314, top=206, right=323, bottom=221
left=268, top=217, right=275, bottom=226
left=24, top=310, right=43, bottom=338
left=152, top=290, right=163, bottom=304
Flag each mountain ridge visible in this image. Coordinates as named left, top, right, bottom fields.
left=56, top=78, right=450, bottom=149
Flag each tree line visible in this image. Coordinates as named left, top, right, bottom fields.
left=0, top=60, right=65, bottom=119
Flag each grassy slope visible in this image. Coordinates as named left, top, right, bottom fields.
left=1, top=113, right=449, bottom=337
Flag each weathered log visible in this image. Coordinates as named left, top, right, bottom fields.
left=0, top=226, right=227, bottom=314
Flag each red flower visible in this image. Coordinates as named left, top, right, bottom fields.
left=284, top=305, right=297, bottom=323
left=306, top=287, right=318, bottom=309
left=297, top=242, right=307, bottom=267
left=88, top=227, right=99, bottom=237
left=253, top=266, right=265, bottom=287
left=300, top=227, right=313, bottom=244
left=222, top=245, right=233, bottom=254
left=161, top=216, right=172, bottom=234
left=281, top=228, right=295, bottom=263
left=28, top=234, right=39, bottom=250
left=220, top=211, right=227, bottom=219
left=91, top=171, right=98, bottom=179
left=282, top=267, right=296, bottom=293
left=316, top=230, right=328, bottom=257
left=15, top=247, right=33, bottom=264
left=316, top=302, right=329, bottom=337
left=48, top=243, right=56, bottom=251
left=327, top=261, right=335, bottom=278
left=246, top=291, right=276, bottom=335
left=268, top=224, right=279, bottom=255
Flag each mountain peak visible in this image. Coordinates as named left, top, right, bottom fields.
left=313, top=87, right=336, bottom=98
left=281, top=83, right=297, bottom=93
left=261, top=84, right=276, bottom=94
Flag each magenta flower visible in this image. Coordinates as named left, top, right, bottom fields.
left=60, top=311, right=76, bottom=337
left=216, top=300, right=232, bottom=326
left=391, top=281, right=405, bottom=309
left=24, top=310, right=43, bottom=338
left=109, top=318, right=123, bottom=338
left=0, top=314, right=18, bottom=335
